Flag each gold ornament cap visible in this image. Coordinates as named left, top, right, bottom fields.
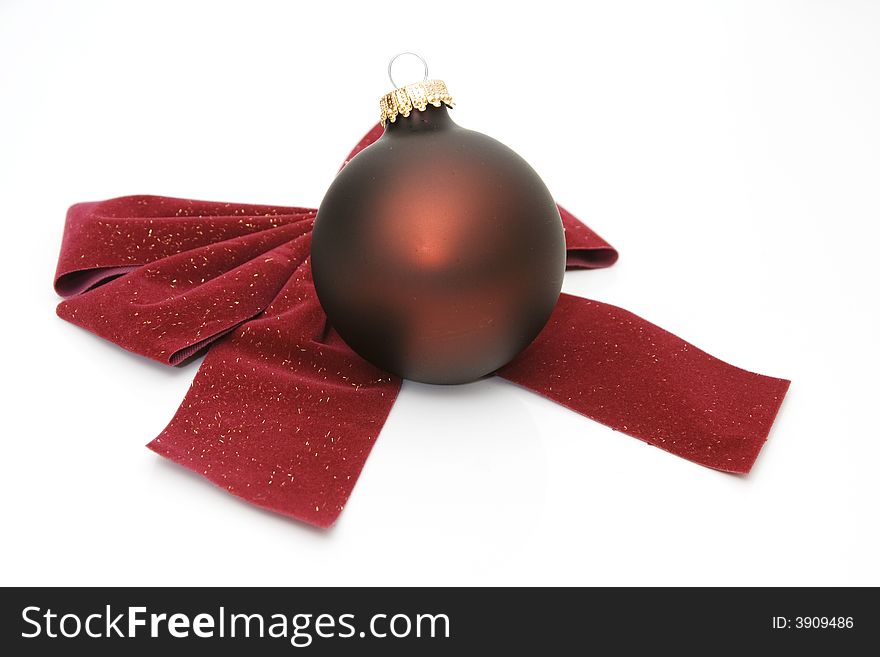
left=380, top=79, right=454, bottom=126
left=380, top=53, right=453, bottom=126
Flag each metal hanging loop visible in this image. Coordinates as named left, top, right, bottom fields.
left=387, top=52, right=429, bottom=89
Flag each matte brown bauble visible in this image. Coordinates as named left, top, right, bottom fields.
left=311, top=96, right=565, bottom=384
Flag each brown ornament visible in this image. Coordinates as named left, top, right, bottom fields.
left=311, top=77, right=565, bottom=384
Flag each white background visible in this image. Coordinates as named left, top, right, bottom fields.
left=2, top=0, right=878, bottom=586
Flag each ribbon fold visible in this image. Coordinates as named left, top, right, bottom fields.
left=54, top=126, right=788, bottom=527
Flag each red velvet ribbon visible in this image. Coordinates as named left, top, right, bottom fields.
left=54, top=125, right=789, bottom=528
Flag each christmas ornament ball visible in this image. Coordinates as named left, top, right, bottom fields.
left=311, top=81, right=565, bottom=384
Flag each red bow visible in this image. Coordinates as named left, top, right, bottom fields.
left=54, top=125, right=789, bottom=528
